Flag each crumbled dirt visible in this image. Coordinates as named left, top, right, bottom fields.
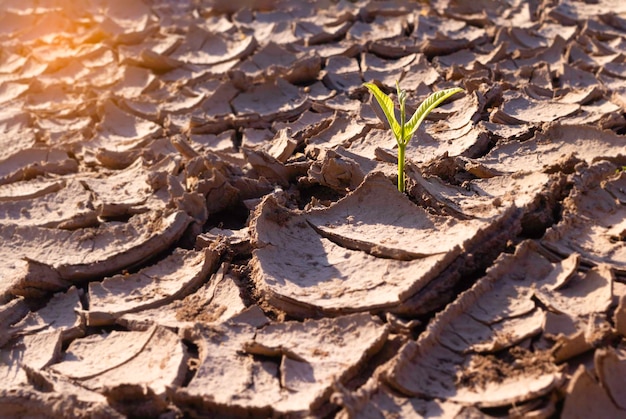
left=2, top=0, right=626, bottom=416
left=456, top=347, right=560, bottom=391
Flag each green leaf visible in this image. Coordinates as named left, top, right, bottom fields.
left=364, top=82, right=401, bottom=142
left=402, top=87, right=464, bottom=144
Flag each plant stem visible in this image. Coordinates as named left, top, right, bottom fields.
left=397, top=144, right=406, bottom=193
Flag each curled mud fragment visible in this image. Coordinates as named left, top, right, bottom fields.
left=1, top=331, right=63, bottom=388
left=0, top=148, right=78, bottom=186
left=87, top=100, right=162, bottom=154
left=197, top=227, right=251, bottom=255
left=595, top=347, right=626, bottom=410
left=170, top=25, right=257, bottom=65
left=306, top=112, right=368, bottom=155
left=250, top=175, right=467, bottom=317
left=305, top=172, right=487, bottom=259
left=492, top=91, right=579, bottom=125
left=615, top=295, right=626, bottom=337
left=50, top=325, right=187, bottom=397
left=335, top=382, right=468, bottom=419
left=348, top=15, right=407, bottom=44
left=0, top=297, right=28, bottom=345
left=361, top=53, right=412, bottom=90
left=87, top=248, right=219, bottom=326
left=293, top=13, right=353, bottom=46
left=1, top=210, right=193, bottom=298
left=542, top=162, right=626, bottom=271
left=385, top=241, right=565, bottom=408
left=11, top=286, right=84, bottom=342
left=102, top=384, right=173, bottom=419
left=81, top=156, right=180, bottom=217
left=562, top=365, right=625, bottom=418
left=322, top=56, right=362, bottom=94
left=243, top=148, right=310, bottom=187
left=534, top=265, right=613, bottom=317
left=232, top=77, right=309, bottom=125
left=0, top=178, right=64, bottom=202
left=0, top=180, right=97, bottom=229
left=235, top=42, right=321, bottom=85
left=479, top=123, right=626, bottom=174
left=306, top=148, right=367, bottom=192
left=117, top=263, right=254, bottom=331
left=174, top=313, right=387, bottom=417
left=0, top=368, right=123, bottom=419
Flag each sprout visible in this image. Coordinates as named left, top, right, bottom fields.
left=364, top=81, right=464, bottom=193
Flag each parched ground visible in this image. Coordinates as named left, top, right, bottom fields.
left=1, top=0, right=626, bottom=417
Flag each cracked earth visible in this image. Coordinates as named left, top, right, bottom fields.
left=1, top=0, right=626, bottom=417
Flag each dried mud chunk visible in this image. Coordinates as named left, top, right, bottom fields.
left=117, top=263, right=256, bottom=331
left=250, top=180, right=462, bottom=317
left=174, top=313, right=387, bottom=417
left=387, top=340, right=562, bottom=408
left=0, top=148, right=78, bottom=186
left=272, top=110, right=332, bottom=145
left=1, top=331, right=63, bottom=388
left=118, top=35, right=182, bottom=72
left=543, top=311, right=592, bottom=363
left=305, top=172, right=486, bottom=259
left=363, top=53, right=437, bottom=90
left=466, top=171, right=566, bottom=221
left=102, top=384, right=172, bottom=419
left=294, top=15, right=352, bottom=46
left=87, top=248, right=219, bottom=326
left=236, top=42, right=321, bottom=84
left=50, top=325, right=187, bottom=396
left=170, top=25, right=256, bottom=65
left=322, top=56, right=362, bottom=93
left=548, top=1, right=626, bottom=24
left=491, top=91, right=579, bottom=125
left=306, top=112, right=367, bottom=155
left=594, top=347, right=626, bottom=410
left=0, top=180, right=97, bottom=229
left=1, top=210, right=192, bottom=298
left=91, top=100, right=162, bottom=150
left=243, top=148, right=309, bottom=186
left=11, top=286, right=84, bottom=342
left=187, top=80, right=238, bottom=134
left=479, top=123, right=626, bottom=174
left=335, top=382, right=466, bottom=419
left=615, top=295, right=626, bottom=336
left=562, top=365, right=625, bottom=418
left=0, top=368, right=122, bottom=419
left=81, top=157, right=177, bottom=217
left=260, top=129, right=297, bottom=163
left=386, top=241, right=564, bottom=407
left=197, top=227, right=251, bottom=254
left=306, top=148, right=366, bottom=192
left=469, top=310, right=546, bottom=353
left=0, top=178, right=64, bottom=202
left=232, top=77, right=309, bottom=124
left=534, top=265, right=613, bottom=316
left=114, top=65, right=158, bottom=97
left=0, top=297, right=28, bottom=346
left=542, top=163, right=626, bottom=271
left=347, top=15, right=406, bottom=44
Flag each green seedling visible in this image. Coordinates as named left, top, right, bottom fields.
left=364, top=81, right=464, bottom=193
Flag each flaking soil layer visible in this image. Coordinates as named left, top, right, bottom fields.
left=1, top=0, right=626, bottom=417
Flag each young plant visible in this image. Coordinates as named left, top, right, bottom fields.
left=364, top=81, right=464, bottom=193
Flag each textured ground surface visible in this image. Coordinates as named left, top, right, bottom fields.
left=1, top=0, right=626, bottom=417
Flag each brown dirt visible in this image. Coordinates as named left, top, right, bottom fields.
left=1, top=0, right=626, bottom=417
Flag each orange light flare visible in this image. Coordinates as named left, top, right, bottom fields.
left=0, top=0, right=150, bottom=102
